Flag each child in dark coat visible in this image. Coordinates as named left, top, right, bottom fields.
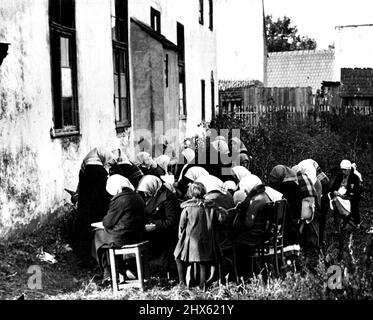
left=174, top=182, right=220, bottom=290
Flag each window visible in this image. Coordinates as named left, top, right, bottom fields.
left=49, top=0, right=79, bottom=134
left=165, top=54, right=169, bottom=88
left=201, top=80, right=206, bottom=122
left=151, top=7, right=161, bottom=33
left=177, top=22, right=186, bottom=117
left=211, top=71, right=215, bottom=120
left=111, top=0, right=130, bottom=129
left=208, top=0, right=213, bottom=30
left=199, top=0, right=204, bottom=25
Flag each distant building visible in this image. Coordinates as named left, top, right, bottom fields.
left=215, top=0, right=266, bottom=83
left=340, top=68, right=373, bottom=107
left=0, top=0, right=217, bottom=238
left=266, top=49, right=335, bottom=94
left=334, top=24, right=373, bottom=81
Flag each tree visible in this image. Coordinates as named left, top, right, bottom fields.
left=265, top=15, right=317, bottom=52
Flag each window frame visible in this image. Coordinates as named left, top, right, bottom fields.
left=150, top=7, right=161, bottom=33
left=201, top=79, right=206, bottom=122
left=49, top=0, right=80, bottom=137
left=111, top=0, right=131, bottom=131
left=208, top=0, right=213, bottom=30
left=177, top=22, right=187, bottom=119
left=211, top=71, right=215, bottom=120
left=199, top=0, right=204, bottom=25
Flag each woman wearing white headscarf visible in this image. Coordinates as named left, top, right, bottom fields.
left=175, top=166, right=209, bottom=197
left=74, top=147, right=118, bottom=267
left=269, top=165, right=302, bottom=247
left=230, top=137, right=250, bottom=168
left=135, top=152, right=165, bottom=177
left=232, top=166, right=252, bottom=183
left=238, top=174, right=262, bottom=193
left=233, top=174, right=273, bottom=278
left=93, top=175, right=146, bottom=285
left=175, top=148, right=196, bottom=182
left=155, top=155, right=171, bottom=175
left=330, top=159, right=362, bottom=229
left=137, top=175, right=181, bottom=276
left=223, top=180, right=238, bottom=196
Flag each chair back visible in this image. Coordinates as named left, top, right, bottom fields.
left=263, top=199, right=287, bottom=252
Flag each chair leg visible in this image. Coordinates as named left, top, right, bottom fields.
left=232, top=246, right=239, bottom=284
left=109, top=249, right=118, bottom=295
left=135, top=248, right=144, bottom=291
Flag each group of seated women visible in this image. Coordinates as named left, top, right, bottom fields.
left=70, top=136, right=363, bottom=286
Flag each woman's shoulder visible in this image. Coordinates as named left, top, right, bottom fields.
left=181, top=199, right=203, bottom=209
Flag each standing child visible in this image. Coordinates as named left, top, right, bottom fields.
left=174, top=182, right=220, bottom=291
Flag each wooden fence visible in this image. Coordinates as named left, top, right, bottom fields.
left=233, top=104, right=373, bottom=127
left=219, top=86, right=313, bottom=113
left=219, top=85, right=373, bottom=128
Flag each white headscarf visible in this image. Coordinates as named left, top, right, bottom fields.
left=212, top=140, right=230, bottom=155
left=296, top=159, right=318, bottom=185
left=155, top=155, right=171, bottom=173
left=184, top=166, right=210, bottom=182
left=182, top=148, right=195, bottom=163
left=340, top=159, right=352, bottom=170
left=196, top=175, right=226, bottom=194
left=223, top=180, right=238, bottom=193
left=137, top=175, right=163, bottom=196
left=106, top=174, right=135, bottom=196
left=239, top=174, right=263, bottom=194
left=232, top=166, right=252, bottom=182
left=233, top=190, right=247, bottom=205
left=135, top=152, right=156, bottom=168
left=265, top=186, right=283, bottom=202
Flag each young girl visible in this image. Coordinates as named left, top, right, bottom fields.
left=173, top=182, right=220, bottom=290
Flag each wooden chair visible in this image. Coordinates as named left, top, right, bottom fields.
left=258, top=199, right=287, bottom=275
left=108, top=241, right=149, bottom=294
left=232, top=199, right=288, bottom=282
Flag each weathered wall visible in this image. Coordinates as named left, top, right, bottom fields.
left=130, top=21, right=165, bottom=144
left=334, top=24, right=373, bottom=81
left=0, top=0, right=119, bottom=238
left=0, top=0, right=217, bottom=238
left=128, top=0, right=218, bottom=137
left=163, top=48, right=179, bottom=144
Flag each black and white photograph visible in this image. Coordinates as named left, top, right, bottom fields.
left=0, top=0, right=373, bottom=309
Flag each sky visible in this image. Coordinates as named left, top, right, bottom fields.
left=263, top=0, right=373, bottom=49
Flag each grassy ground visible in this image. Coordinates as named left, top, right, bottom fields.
left=1, top=203, right=372, bottom=300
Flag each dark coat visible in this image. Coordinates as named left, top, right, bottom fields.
left=145, top=186, right=181, bottom=267
left=139, top=164, right=166, bottom=177
left=234, top=185, right=272, bottom=247
left=174, top=199, right=220, bottom=263
left=103, top=188, right=146, bottom=242
left=74, top=165, right=111, bottom=260
left=205, top=191, right=235, bottom=251
left=273, top=181, right=302, bottom=246
left=93, top=188, right=146, bottom=270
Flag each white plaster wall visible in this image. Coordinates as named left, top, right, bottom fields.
left=215, top=0, right=265, bottom=82
left=0, top=0, right=119, bottom=237
left=333, top=24, right=373, bottom=81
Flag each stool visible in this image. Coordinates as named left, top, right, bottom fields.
left=108, top=241, right=149, bottom=294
